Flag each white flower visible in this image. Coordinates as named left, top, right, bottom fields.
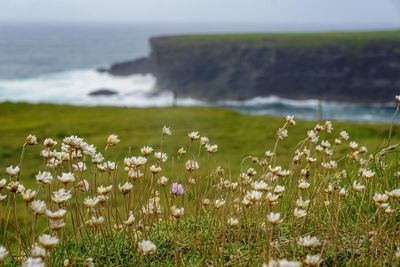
left=38, top=234, right=59, bottom=249
left=43, top=138, right=57, bottom=147
left=324, top=121, right=333, bottom=133
left=206, top=144, right=218, bottom=153
left=30, top=243, right=46, bottom=258
left=252, top=180, right=270, bottom=192
left=373, top=193, right=389, bottom=204
left=245, top=190, right=263, bottom=203
left=170, top=205, right=185, bottom=219
left=6, top=181, right=25, bottom=193
left=86, top=216, right=104, bottom=227
left=286, top=115, right=296, bottom=125
left=386, top=188, right=400, bottom=198
left=36, top=171, right=53, bottom=185
left=185, top=160, right=199, bottom=171
left=6, top=165, right=20, bottom=176
left=137, top=240, right=157, bottom=256
left=274, top=185, right=285, bottom=194
left=154, top=152, right=168, bottom=162
left=298, top=235, right=321, bottom=248
left=267, top=212, right=283, bottom=225
left=97, top=185, right=113, bottom=195
left=57, top=172, right=75, bottom=184
left=361, top=169, right=375, bottom=179
left=76, top=179, right=90, bottom=192
left=0, top=194, right=6, bottom=201
left=125, top=156, right=147, bottom=167
left=265, top=150, right=274, bottom=157
left=0, top=246, right=9, bottom=263
left=107, top=134, right=120, bottom=146
left=118, top=182, right=133, bottom=194
left=22, top=257, right=45, bottom=267
left=214, top=199, right=226, bottom=208
left=177, top=147, right=186, bottom=156
left=26, top=134, right=38, bottom=145
left=188, top=131, right=200, bottom=140
left=51, top=188, right=72, bottom=204
left=304, top=254, right=322, bottom=266
left=46, top=209, right=67, bottom=219
left=141, top=146, right=154, bottom=156
left=200, top=136, right=209, bottom=146
left=293, top=208, right=307, bottom=220
left=227, top=217, right=240, bottom=227
left=339, top=187, right=348, bottom=197
left=307, top=130, right=319, bottom=143
left=21, top=189, right=37, bottom=202
left=158, top=176, right=169, bottom=185
left=123, top=211, right=136, bottom=226
left=84, top=196, right=100, bottom=208
left=352, top=180, right=365, bottom=192
left=298, top=179, right=310, bottom=190
left=162, top=126, right=172, bottom=136
left=263, top=258, right=302, bottom=267
left=0, top=178, right=6, bottom=190
left=340, top=131, right=349, bottom=140
left=72, top=162, right=87, bottom=172
left=277, top=128, right=288, bottom=139
left=349, top=141, right=358, bottom=149
left=149, top=165, right=162, bottom=174
left=296, top=197, right=310, bottom=209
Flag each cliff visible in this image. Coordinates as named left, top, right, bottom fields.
left=106, top=31, right=400, bottom=103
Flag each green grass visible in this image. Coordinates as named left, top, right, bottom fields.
left=0, top=102, right=398, bottom=178
left=157, top=30, right=400, bottom=47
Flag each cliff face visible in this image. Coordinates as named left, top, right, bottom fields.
left=106, top=32, right=400, bottom=103
left=150, top=36, right=400, bottom=103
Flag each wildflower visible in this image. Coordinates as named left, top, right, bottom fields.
left=137, top=240, right=157, bottom=256
left=123, top=211, right=135, bottom=226
left=296, top=197, right=310, bottom=209
left=26, top=134, right=38, bottom=145
left=86, top=216, right=104, bottom=227
left=31, top=200, right=47, bottom=215
left=177, top=147, right=186, bottom=156
left=170, top=205, right=185, bottom=219
left=267, top=212, right=283, bottom=225
left=263, top=258, right=302, bottom=267
left=38, top=234, right=59, bottom=249
left=206, top=144, right=218, bottom=153
left=266, top=193, right=280, bottom=205
left=185, top=160, right=199, bottom=171
left=200, top=136, right=209, bottom=146
left=215, top=199, right=226, bottom=209
left=298, top=236, right=321, bottom=248
left=35, top=171, right=53, bottom=185
left=0, top=246, right=9, bottom=263
left=125, top=156, right=147, bottom=167
left=324, top=121, right=333, bottom=133
left=31, top=243, right=46, bottom=258
left=361, top=169, right=375, bottom=179
left=171, top=182, right=184, bottom=195
left=83, top=258, right=94, bottom=267
left=162, top=126, right=172, bottom=136
left=335, top=138, right=342, bottom=145
left=307, top=130, right=319, bottom=143
left=141, top=146, right=154, bottom=156
left=373, top=193, right=389, bottom=205
left=298, top=179, right=310, bottom=190
left=51, top=188, right=72, bottom=204
left=385, top=206, right=394, bottom=214
left=188, top=131, right=200, bottom=140
left=349, top=141, right=358, bottom=149
left=128, top=169, right=144, bottom=180
left=154, top=152, right=168, bottom=162
left=96, top=185, right=112, bottom=196
left=21, top=189, right=37, bottom=202
left=277, top=128, right=288, bottom=139
left=7, top=181, right=25, bottom=193
left=339, top=187, right=348, bottom=197
left=158, top=176, right=169, bottom=185
left=107, top=134, right=120, bottom=146
left=84, top=196, right=100, bottom=208
left=293, top=208, right=307, bottom=220
left=304, top=254, right=322, bottom=266
left=203, top=198, right=211, bottom=206
left=227, top=217, right=239, bottom=227
left=6, top=165, right=20, bottom=177
left=73, top=162, right=87, bottom=172
left=274, top=185, right=285, bottom=194
left=49, top=218, right=66, bottom=230
left=46, top=209, right=67, bottom=219
left=245, top=190, right=263, bottom=203
left=385, top=188, right=400, bottom=198
left=340, top=131, right=349, bottom=140
left=118, top=182, right=133, bottom=194
left=0, top=178, right=6, bottom=189
left=252, top=180, right=270, bottom=192
left=57, top=172, right=75, bottom=184
left=76, top=179, right=89, bottom=192
left=265, top=150, right=274, bottom=157
left=149, top=165, right=162, bottom=174
left=142, top=195, right=162, bottom=215
left=352, top=180, right=366, bottom=192
left=0, top=195, right=6, bottom=201
left=22, top=257, right=45, bottom=267
left=395, top=247, right=400, bottom=258
left=43, top=138, right=57, bottom=147
left=286, top=115, right=296, bottom=125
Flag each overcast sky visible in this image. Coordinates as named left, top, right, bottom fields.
left=1, top=0, right=400, bottom=27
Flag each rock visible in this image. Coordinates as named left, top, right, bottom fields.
left=88, top=89, right=118, bottom=96
left=105, top=57, right=157, bottom=76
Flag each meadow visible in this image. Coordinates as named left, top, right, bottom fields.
left=0, top=102, right=399, bottom=266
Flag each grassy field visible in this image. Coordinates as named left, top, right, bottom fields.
left=164, top=30, right=400, bottom=47
left=1, top=103, right=400, bottom=266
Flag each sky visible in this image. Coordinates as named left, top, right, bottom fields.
left=0, top=0, right=400, bottom=28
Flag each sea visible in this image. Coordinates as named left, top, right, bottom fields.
left=0, top=22, right=398, bottom=123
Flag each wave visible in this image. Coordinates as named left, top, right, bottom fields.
left=0, top=69, right=397, bottom=123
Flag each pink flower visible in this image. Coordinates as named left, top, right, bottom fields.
left=171, top=183, right=184, bottom=195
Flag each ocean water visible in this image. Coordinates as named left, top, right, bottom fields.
left=0, top=23, right=398, bottom=123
